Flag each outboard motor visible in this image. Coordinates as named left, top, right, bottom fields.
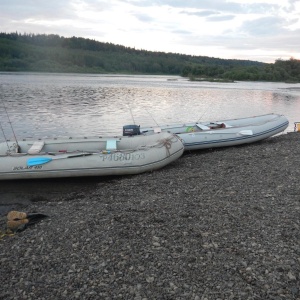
left=123, top=125, right=141, bottom=136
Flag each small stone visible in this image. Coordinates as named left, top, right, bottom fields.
left=146, top=277, right=154, bottom=283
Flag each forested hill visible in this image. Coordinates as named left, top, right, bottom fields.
left=0, top=32, right=261, bottom=74
left=0, top=32, right=299, bottom=82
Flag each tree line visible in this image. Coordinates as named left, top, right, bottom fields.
left=0, top=32, right=299, bottom=82
left=182, top=58, right=300, bottom=82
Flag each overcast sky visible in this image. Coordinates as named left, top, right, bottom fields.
left=1, top=0, right=300, bottom=63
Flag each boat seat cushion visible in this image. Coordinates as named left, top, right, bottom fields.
left=28, top=141, right=45, bottom=154
left=196, top=124, right=210, bottom=130
left=106, top=139, right=118, bottom=150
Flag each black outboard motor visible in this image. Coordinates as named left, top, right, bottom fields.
left=123, top=125, right=141, bottom=136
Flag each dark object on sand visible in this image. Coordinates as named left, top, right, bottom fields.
left=6, top=210, right=48, bottom=233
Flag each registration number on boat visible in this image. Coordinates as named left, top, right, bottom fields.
left=98, top=153, right=146, bottom=161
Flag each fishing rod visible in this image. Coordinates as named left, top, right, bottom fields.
left=1, top=98, right=19, bottom=148
left=0, top=120, right=10, bottom=151
left=126, top=90, right=136, bottom=125
left=128, top=104, right=136, bottom=125
left=196, top=106, right=210, bottom=123
left=145, top=108, right=160, bottom=127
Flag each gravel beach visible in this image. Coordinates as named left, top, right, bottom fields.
left=1, top=132, right=299, bottom=300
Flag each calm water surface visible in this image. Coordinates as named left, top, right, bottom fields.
left=0, top=72, right=300, bottom=142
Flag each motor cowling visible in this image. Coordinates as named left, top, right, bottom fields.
left=123, top=125, right=141, bottom=136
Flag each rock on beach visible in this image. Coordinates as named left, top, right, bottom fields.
left=0, top=132, right=300, bottom=299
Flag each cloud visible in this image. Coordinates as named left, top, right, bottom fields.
left=181, top=10, right=218, bottom=17
left=206, top=15, right=236, bottom=22
left=132, top=13, right=155, bottom=23
left=0, top=0, right=75, bottom=20
left=237, top=16, right=286, bottom=36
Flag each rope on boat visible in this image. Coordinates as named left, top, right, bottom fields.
left=160, top=138, right=172, bottom=156
left=155, top=136, right=177, bottom=156
left=0, top=135, right=179, bottom=157
left=107, top=136, right=176, bottom=156
left=0, top=152, right=28, bottom=157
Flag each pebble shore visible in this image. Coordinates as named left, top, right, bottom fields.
left=1, top=132, right=299, bottom=300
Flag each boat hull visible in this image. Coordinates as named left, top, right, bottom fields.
left=0, top=132, right=184, bottom=180
left=140, top=114, right=289, bottom=151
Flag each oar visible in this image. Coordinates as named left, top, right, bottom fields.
left=27, top=153, right=93, bottom=167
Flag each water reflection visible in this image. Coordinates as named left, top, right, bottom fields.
left=0, top=73, right=299, bottom=142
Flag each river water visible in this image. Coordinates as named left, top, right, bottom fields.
left=1, top=72, right=300, bottom=211
left=1, top=72, right=300, bottom=142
